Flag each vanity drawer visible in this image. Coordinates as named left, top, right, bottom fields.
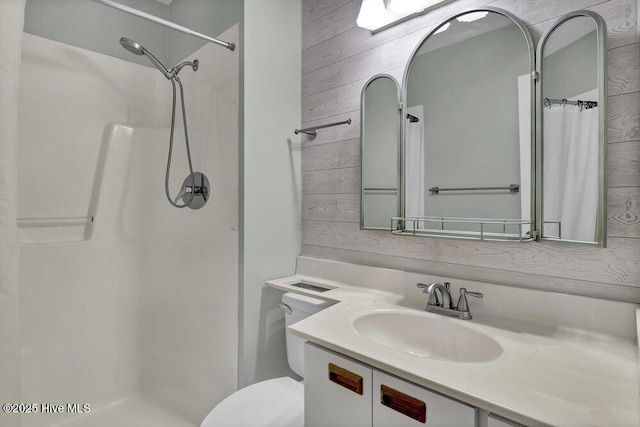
left=305, top=342, right=373, bottom=427
left=373, top=370, right=476, bottom=426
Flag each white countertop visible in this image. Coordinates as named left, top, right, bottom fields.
left=267, top=275, right=640, bottom=427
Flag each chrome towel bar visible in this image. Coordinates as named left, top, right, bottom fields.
left=429, top=184, right=520, bottom=194
left=294, top=118, right=351, bottom=140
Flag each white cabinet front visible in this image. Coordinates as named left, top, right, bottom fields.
left=373, top=370, right=476, bottom=426
left=305, top=343, right=482, bottom=427
left=305, top=343, right=373, bottom=427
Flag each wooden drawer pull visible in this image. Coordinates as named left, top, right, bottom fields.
left=380, top=384, right=426, bottom=423
left=328, top=363, right=363, bottom=395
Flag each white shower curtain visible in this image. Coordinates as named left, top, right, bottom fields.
left=543, top=89, right=599, bottom=242
left=0, top=1, right=25, bottom=424
left=405, top=105, right=424, bottom=229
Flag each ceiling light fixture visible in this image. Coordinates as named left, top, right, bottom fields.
left=356, top=0, right=394, bottom=31
left=357, top=0, right=455, bottom=33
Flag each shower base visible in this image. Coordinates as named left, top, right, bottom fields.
left=52, top=395, right=197, bottom=427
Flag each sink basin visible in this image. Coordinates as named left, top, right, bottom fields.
left=352, top=310, right=504, bottom=363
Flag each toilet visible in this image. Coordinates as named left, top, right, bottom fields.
left=200, top=292, right=333, bottom=427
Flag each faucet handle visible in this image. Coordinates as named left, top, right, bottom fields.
left=456, top=288, right=483, bottom=312
left=463, top=288, right=483, bottom=298
left=416, top=283, right=430, bottom=293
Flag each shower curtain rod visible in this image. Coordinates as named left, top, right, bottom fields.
left=544, top=98, right=597, bottom=109
left=91, top=0, right=235, bottom=51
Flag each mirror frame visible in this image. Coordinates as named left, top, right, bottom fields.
left=360, top=74, right=402, bottom=230
left=398, top=7, right=536, bottom=239
left=535, top=11, right=608, bottom=247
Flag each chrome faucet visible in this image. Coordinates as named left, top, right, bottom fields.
left=416, top=282, right=483, bottom=320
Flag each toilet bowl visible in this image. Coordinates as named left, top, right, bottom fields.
left=200, top=293, right=332, bottom=427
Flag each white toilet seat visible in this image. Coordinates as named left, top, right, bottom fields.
left=200, top=377, right=304, bottom=427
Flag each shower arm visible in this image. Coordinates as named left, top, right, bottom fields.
left=171, top=60, right=199, bottom=75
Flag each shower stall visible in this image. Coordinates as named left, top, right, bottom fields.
left=1, top=1, right=240, bottom=426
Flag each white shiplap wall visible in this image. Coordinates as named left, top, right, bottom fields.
left=301, top=0, right=640, bottom=302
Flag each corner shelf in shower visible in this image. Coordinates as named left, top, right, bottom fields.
left=17, top=216, right=94, bottom=244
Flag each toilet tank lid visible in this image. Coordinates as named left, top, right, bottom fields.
left=282, top=292, right=333, bottom=312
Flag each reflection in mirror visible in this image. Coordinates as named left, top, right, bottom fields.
left=403, top=9, right=533, bottom=239
left=538, top=12, right=606, bottom=245
left=361, top=75, right=401, bottom=229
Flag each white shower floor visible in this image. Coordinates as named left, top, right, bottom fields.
left=52, top=396, right=197, bottom=427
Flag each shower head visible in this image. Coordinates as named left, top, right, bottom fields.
left=120, top=37, right=144, bottom=55
left=119, top=37, right=172, bottom=79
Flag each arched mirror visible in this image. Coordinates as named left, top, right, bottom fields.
left=537, top=11, right=607, bottom=245
left=401, top=8, right=534, bottom=240
left=361, top=74, right=401, bottom=229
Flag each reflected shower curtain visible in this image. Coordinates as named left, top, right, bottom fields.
left=0, top=1, right=25, bottom=424
left=405, top=106, right=424, bottom=229
left=543, top=89, right=599, bottom=242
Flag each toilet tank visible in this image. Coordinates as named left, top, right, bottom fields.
left=282, top=292, right=333, bottom=378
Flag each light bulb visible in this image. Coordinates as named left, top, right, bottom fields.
left=356, top=0, right=390, bottom=30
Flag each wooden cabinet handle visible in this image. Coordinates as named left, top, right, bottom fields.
left=328, top=363, right=363, bottom=395
left=380, top=384, right=426, bottom=423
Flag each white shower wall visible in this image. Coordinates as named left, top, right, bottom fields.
left=17, top=25, right=238, bottom=427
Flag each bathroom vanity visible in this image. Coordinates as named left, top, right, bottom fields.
left=267, top=257, right=640, bottom=427
left=305, top=343, right=482, bottom=426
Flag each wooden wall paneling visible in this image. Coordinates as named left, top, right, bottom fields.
left=608, top=187, right=640, bottom=237
left=608, top=237, right=640, bottom=286
left=302, top=32, right=420, bottom=97
left=520, top=0, right=611, bottom=25
left=302, top=78, right=366, bottom=123
left=590, top=0, right=639, bottom=50
left=302, top=66, right=403, bottom=122
left=510, top=0, right=637, bottom=48
left=302, top=138, right=360, bottom=171
left=301, top=220, right=640, bottom=287
left=608, top=140, right=640, bottom=187
left=608, top=43, right=640, bottom=96
left=608, top=91, right=640, bottom=143
left=301, top=244, right=640, bottom=302
left=303, top=0, right=353, bottom=27
left=302, top=194, right=360, bottom=222
left=302, top=167, right=361, bottom=194
left=303, top=0, right=360, bottom=50
left=303, top=25, right=374, bottom=75
left=485, top=0, right=525, bottom=17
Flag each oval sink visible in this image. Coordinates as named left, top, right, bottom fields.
left=352, top=311, right=503, bottom=363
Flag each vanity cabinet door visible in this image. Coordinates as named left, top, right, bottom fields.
left=305, top=343, right=373, bottom=427
left=373, top=370, right=476, bottom=427
left=487, top=413, right=526, bottom=427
